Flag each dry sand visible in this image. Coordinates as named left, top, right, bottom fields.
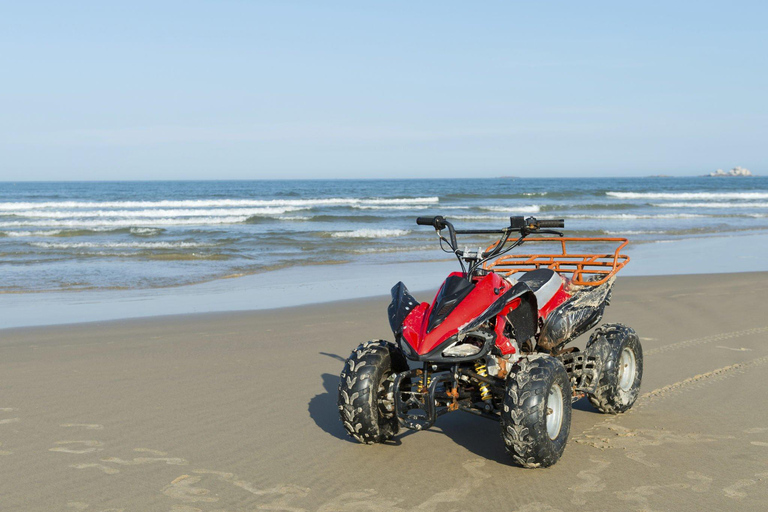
left=1, top=272, right=768, bottom=511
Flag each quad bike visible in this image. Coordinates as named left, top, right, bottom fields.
left=337, top=215, right=642, bottom=468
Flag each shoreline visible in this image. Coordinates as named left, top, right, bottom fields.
left=2, top=270, right=767, bottom=337
left=2, top=232, right=768, bottom=330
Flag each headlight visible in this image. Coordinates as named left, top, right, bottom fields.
left=442, top=341, right=482, bottom=357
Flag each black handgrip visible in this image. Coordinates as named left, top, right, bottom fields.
left=416, top=215, right=448, bottom=230
left=416, top=216, right=436, bottom=226
left=538, top=219, right=565, bottom=228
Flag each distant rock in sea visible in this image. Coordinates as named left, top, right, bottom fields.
left=708, top=166, right=753, bottom=177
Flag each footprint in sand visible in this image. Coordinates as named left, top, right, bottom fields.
left=50, top=440, right=104, bottom=454
left=65, top=503, right=125, bottom=512
left=576, top=424, right=728, bottom=467
left=70, top=463, right=120, bottom=475
left=133, top=447, right=168, bottom=456
left=102, top=456, right=187, bottom=466
left=162, top=475, right=219, bottom=504
left=569, top=459, right=610, bottom=505
left=723, top=472, right=768, bottom=499
left=191, top=469, right=310, bottom=510
left=686, top=471, right=713, bottom=493
left=61, top=423, right=104, bottom=430
left=616, top=483, right=688, bottom=510
left=0, top=408, right=20, bottom=426
left=744, top=427, right=768, bottom=447
left=315, top=460, right=491, bottom=511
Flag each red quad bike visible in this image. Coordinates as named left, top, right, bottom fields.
left=337, top=215, right=642, bottom=468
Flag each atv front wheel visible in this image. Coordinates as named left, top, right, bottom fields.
left=501, top=356, right=572, bottom=468
left=586, top=323, right=643, bottom=414
left=337, top=340, right=408, bottom=444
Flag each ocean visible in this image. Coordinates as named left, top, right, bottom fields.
left=1, top=177, right=767, bottom=293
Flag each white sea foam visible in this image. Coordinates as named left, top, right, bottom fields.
left=1, top=230, right=65, bottom=237
left=0, top=196, right=440, bottom=211
left=567, top=213, right=704, bottom=219
left=31, top=241, right=214, bottom=249
left=0, top=217, right=250, bottom=228
left=277, top=215, right=312, bottom=221
left=330, top=229, right=411, bottom=238
left=353, top=205, right=431, bottom=210
left=607, top=191, right=768, bottom=200
left=129, top=227, right=164, bottom=235
left=8, top=207, right=305, bottom=218
left=603, top=230, right=666, bottom=235
left=451, top=215, right=510, bottom=221
left=652, top=202, right=768, bottom=208
left=480, top=205, right=541, bottom=213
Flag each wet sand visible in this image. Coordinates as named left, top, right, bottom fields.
left=1, top=272, right=768, bottom=511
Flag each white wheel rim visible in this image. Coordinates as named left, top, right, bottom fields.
left=618, top=347, right=636, bottom=392
left=546, top=383, right=564, bottom=440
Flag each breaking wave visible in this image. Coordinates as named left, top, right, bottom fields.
left=652, top=202, right=768, bottom=208
left=330, top=229, right=411, bottom=238
left=9, top=207, right=305, bottom=218
left=0, top=217, right=251, bottom=228
left=480, top=205, right=541, bottom=213
left=30, top=241, right=217, bottom=249
left=0, top=196, right=440, bottom=211
left=607, top=191, right=768, bottom=200
left=566, top=213, right=705, bottom=219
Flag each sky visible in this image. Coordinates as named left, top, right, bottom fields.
left=0, top=1, right=766, bottom=180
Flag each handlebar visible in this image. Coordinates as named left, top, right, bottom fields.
left=414, top=215, right=565, bottom=276
left=416, top=215, right=565, bottom=233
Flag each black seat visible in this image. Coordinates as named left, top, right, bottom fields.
left=517, top=268, right=556, bottom=292
left=516, top=268, right=562, bottom=307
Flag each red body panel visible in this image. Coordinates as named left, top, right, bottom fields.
left=402, top=272, right=512, bottom=356
left=401, top=271, right=572, bottom=358
left=538, top=282, right=570, bottom=319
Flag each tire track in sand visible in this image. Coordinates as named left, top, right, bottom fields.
left=645, top=326, right=768, bottom=356
left=574, top=354, right=768, bottom=443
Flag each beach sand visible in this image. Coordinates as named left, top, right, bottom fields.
left=1, top=272, right=768, bottom=511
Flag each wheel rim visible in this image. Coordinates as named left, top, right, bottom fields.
left=377, top=371, right=396, bottom=420
left=546, top=383, right=564, bottom=440
left=618, top=347, right=636, bottom=392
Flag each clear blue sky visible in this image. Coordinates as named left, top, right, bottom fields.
left=1, top=1, right=765, bottom=180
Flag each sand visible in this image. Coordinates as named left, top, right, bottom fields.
left=1, top=272, right=768, bottom=511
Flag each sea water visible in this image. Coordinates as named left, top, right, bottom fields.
left=1, top=177, right=767, bottom=293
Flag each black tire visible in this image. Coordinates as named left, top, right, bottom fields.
left=586, top=323, right=643, bottom=414
left=337, top=340, right=408, bottom=444
left=501, top=356, right=572, bottom=468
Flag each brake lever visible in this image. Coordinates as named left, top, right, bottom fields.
left=535, top=229, right=564, bottom=237
left=519, top=228, right=564, bottom=237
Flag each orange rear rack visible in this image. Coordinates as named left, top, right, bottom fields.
left=483, top=237, right=630, bottom=286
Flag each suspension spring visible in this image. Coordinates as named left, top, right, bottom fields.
left=474, top=360, right=492, bottom=401
left=418, top=368, right=432, bottom=394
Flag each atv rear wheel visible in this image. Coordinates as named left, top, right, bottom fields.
left=501, top=356, right=572, bottom=468
left=337, top=340, right=408, bottom=444
left=586, top=323, right=643, bottom=414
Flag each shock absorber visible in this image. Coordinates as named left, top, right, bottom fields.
left=474, top=360, right=492, bottom=402
left=418, top=367, right=432, bottom=394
